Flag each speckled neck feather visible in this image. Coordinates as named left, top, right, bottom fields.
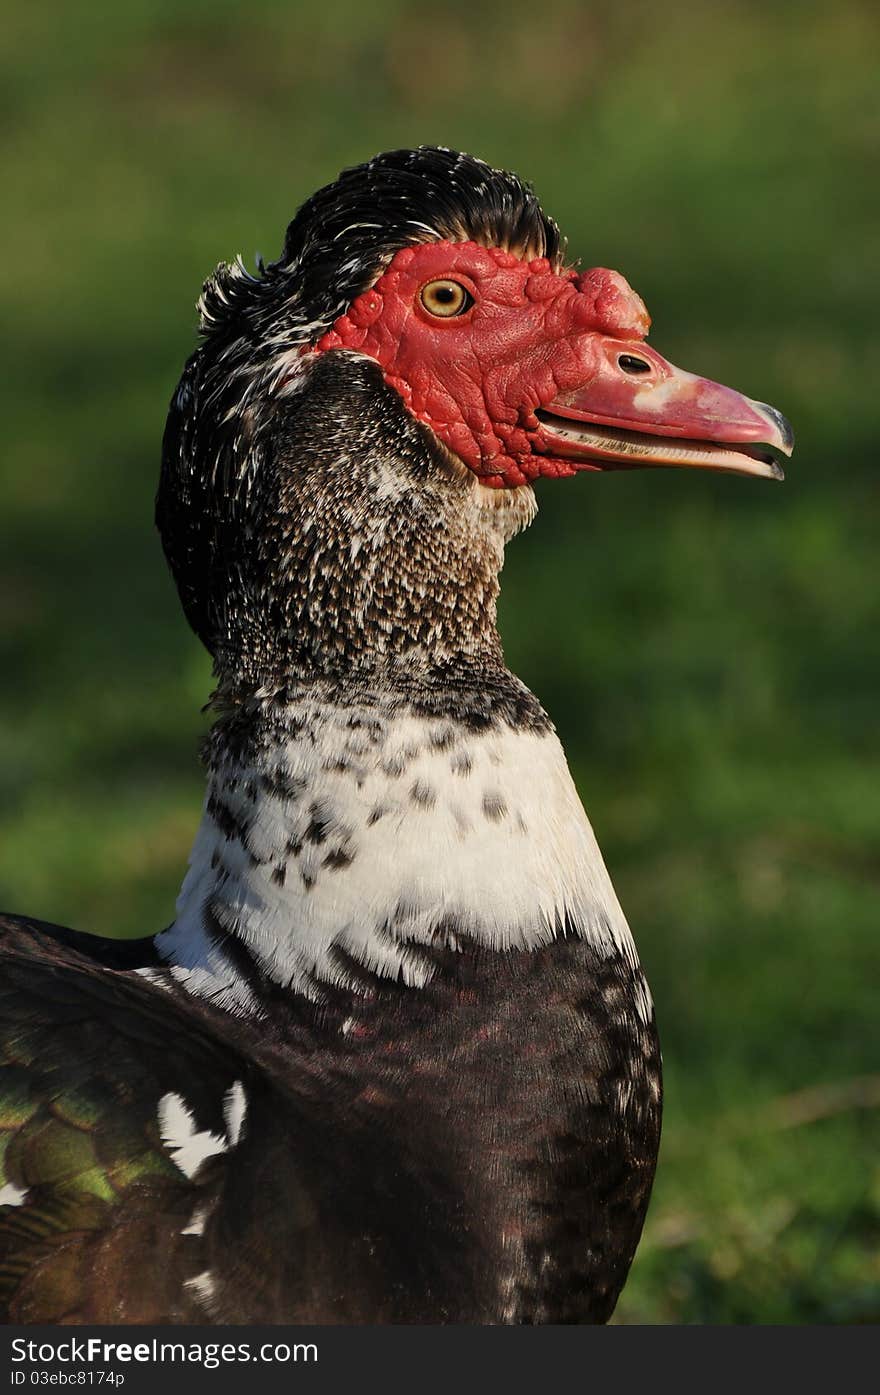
left=162, top=349, right=536, bottom=692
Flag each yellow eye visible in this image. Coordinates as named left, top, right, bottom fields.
left=419, top=279, right=473, bottom=318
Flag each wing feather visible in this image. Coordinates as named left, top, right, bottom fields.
left=0, top=915, right=256, bottom=1323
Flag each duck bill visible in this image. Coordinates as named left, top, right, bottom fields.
left=536, top=342, right=793, bottom=481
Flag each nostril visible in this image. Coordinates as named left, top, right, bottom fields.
left=618, top=354, right=652, bottom=376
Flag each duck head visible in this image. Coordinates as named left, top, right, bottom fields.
left=157, top=148, right=792, bottom=684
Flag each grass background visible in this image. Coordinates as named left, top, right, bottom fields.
left=1, top=0, right=877, bottom=1322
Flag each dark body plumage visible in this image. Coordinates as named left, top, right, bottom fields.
left=0, top=149, right=662, bottom=1324
left=0, top=915, right=659, bottom=1323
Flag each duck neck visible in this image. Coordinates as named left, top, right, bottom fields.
left=199, top=354, right=540, bottom=695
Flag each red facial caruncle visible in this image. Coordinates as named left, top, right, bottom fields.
left=313, top=240, right=792, bottom=489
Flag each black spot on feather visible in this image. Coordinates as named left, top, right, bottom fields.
left=207, top=792, right=244, bottom=842
left=410, top=780, right=435, bottom=810
left=261, top=767, right=306, bottom=801
left=305, top=802, right=334, bottom=845
left=323, top=847, right=355, bottom=871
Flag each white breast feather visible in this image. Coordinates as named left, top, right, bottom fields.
left=155, top=706, right=647, bottom=1018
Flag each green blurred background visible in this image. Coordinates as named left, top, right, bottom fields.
left=1, top=0, right=877, bottom=1322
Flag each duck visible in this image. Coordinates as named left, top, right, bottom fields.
left=0, top=147, right=792, bottom=1325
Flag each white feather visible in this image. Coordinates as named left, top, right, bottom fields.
left=157, top=1092, right=228, bottom=1180
left=0, top=1183, right=28, bottom=1207
left=156, top=707, right=649, bottom=1019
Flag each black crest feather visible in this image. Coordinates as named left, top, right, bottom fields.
left=197, top=146, right=562, bottom=342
